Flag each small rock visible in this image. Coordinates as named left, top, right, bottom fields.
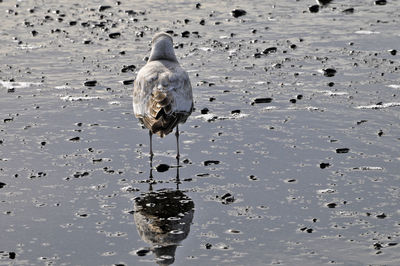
left=99, top=5, right=112, bottom=12
left=297, top=94, right=303, bottom=100
left=69, top=21, right=77, bottom=26
left=195, top=3, right=201, bottom=9
left=320, top=163, right=330, bottom=169
left=205, top=243, right=212, bottom=249
left=289, top=99, right=297, bottom=104
left=309, top=5, right=319, bottom=13
left=326, top=203, right=337, bottom=208
left=388, top=49, right=397, bottom=55
left=322, top=68, right=337, bottom=77
left=181, top=31, right=190, bottom=38
left=204, top=160, right=220, bottom=166
left=336, top=148, right=350, bottom=154
left=231, top=9, right=246, bottom=18
left=136, top=248, right=150, bottom=256
left=84, top=80, right=97, bottom=87
left=263, top=47, right=277, bottom=54
left=121, top=65, right=136, bottom=73
left=0, top=182, right=6, bottom=188
left=342, top=8, right=355, bottom=14
left=374, top=0, right=387, bottom=5
left=231, top=109, right=241, bottom=114
left=378, top=130, right=384, bottom=137
left=201, top=108, right=209, bottom=114
left=69, top=136, right=80, bottom=141
left=199, top=19, right=205, bottom=25
left=156, top=164, right=170, bottom=172
left=376, top=213, right=387, bottom=219
left=31, top=30, right=38, bottom=36
left=109, top=32, right=121, bottom=39
left=252, top=98, right=273, bottom=104
left=9, top=252, right=16, bottom=259
left=123, top=79, right=135, bottom=85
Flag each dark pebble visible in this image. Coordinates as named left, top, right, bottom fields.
left=181, top=31, right=190, bottom=38
left=263, top=47, right=277, bottom=54
left=231, top=9, right=246, bottom=18
left=9, top=252, right=16, bottom=259
left=205, top=243, right=212, bottom=249
left=121, top=65, right=136, bottom=73
left=156, top=164, right=170, bottom=172
left=123, top=79, right=135, bottom=85
left=0, top=182, right=6, bottom=188
left=69, top=21, right=77, bottom=26
left=31, top=30, right=38, bottom=36
left=199, top=19, right=205, bottom=25
left=99, top=5, right=112, bottom=12
left=320, top=162, right=330, bottom=169
left=252, top=97, right=273, bottom=104
left=69, top=136, right=80, bottom=141
left=7, top=88, right=15, bottom=93
left=326, top=203, right=337, bottom=208
left=209, top=97, right=216, bottom=102
left=388, top=243, right=398, bottom=247
left=84, top=80, right=97, bottom=87
left=342, top=8, right=355, bottom=14
left=220, top=193, right=235, bottom=204
left=125, top=10, right=137, bottom=16
left=336, top=148, right=350, bottom=154
left=309, top=5, right=319, bottom=13
left=323, top=68, right=337, bottom=77
left=374, top=243, right=383, bottom=250
left=297, top=94, right=303, bottom=100
left=378, top=130, right=384, bottom=137
left=306, top=228, right=313, bottom=233
left=136, top=249, right=150, bottom=256
left=328, top=82, right=335, bottom=87
left=109, top=32, right=121, bottom=39
left=231, top=109, right=241, bottom=114
left=41, top=141, right=46, bottom=146
left=388, top=49, right=397, bottom=55
left=73, top=171, right=89, bottom=178
left=204, top=160, right=220, bottom=166
left=376, top=213, right=387, bottom=219
left=195, top=3, right=201, bottom=9
left=289, top=99, right=296, bottom=104
left=254, top=53, right=262, bottom=58
left=375, top=0, right=387, bottom=5
left=201, top=108, right=209, bottom=114
left=83, top=39, right=92, bottom=45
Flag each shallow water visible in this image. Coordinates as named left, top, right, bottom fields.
left=1, top=0, right=400, bottom=265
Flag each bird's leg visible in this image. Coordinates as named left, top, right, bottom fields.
left=175, top=155, right=180, bottom=190
left=175, top=125, right=180, bottom=160
left=149, top=130, right=154, bottom=159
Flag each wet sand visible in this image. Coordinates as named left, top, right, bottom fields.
left=1, top=0, right=400, bottom=265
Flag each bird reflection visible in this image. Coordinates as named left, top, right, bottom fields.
left=134, top=158, right=194, bottom=265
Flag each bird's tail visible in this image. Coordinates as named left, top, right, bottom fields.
left=142, top=89, right=177, bottom=137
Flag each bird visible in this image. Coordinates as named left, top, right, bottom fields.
left=133, top=32, right=193, bottom=160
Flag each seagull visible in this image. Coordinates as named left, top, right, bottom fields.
left=133, top=32, right=193, bottom=159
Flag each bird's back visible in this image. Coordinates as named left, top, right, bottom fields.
left=133, top=60, right=193, bottom=137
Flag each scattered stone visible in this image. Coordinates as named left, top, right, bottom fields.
left=181, top=31, right=190, bottom=38
left=378, top=130, right=384, bottom=137
left=205, top=243, right=212, bottom=249
left=252, top=98, right=272, bottom=104
left=289, top=99, right=297, bottom=104
left=388, top=49, right=397, bottom=55
left=231, top=9, right=246, bottom=18
left=231, top=109, right=241, bottom=114
left=199, top=19, right=205, bottom=25
left=320, top=163, right=330, bottom=169
left=374, top=0, right=387, bottom=5
left=328, top=82, right=335, bottom=87
left=136, top=248, right=150, bottom=256
left=326, top=202, right=337, bottom=208
left=342, top=8, right=355, bottom=14
left=201, top=108, right=209, bottom=114
left=99, top=5, right=112, bottom=12
left=156, top=164, right=170, bottom=172
left=263, top=47, right=277, bottom=54
left=84, top=80, right=97, bottom=87
left=69, top=136, right=80, bottom=141
left=7, top=88, right=15, bottom=93
left=219, top=193, right=235, bottom=204
left=109, top=32, right=121, bottom=39
left=121, top=65, right=136, bottom=73
left=336, top=148, right=350, bottom=154
left=73, top=171, right=89, bottom=178
left=297, top=94, right=303, bottom=100
left=0, top=182, right=6, bottom=188
left=376, top=213, right=387, bottom=219
left=309, top=5, right=319, bottom=13
left=9, top=252, right=16, bottom=259
left=322, top=68, right=337, bottom=77
left=69, top=21, right=77, bottom=26
left=204, top=160, right=220, bottom=166
left=123, top=79, right=135, bottom=85
left=195, top=3, right=201, bottom=9
left=31, top=30, right=38, bottom=36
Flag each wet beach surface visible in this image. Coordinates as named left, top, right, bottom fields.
left=1, top=0, right=400, bottom=265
